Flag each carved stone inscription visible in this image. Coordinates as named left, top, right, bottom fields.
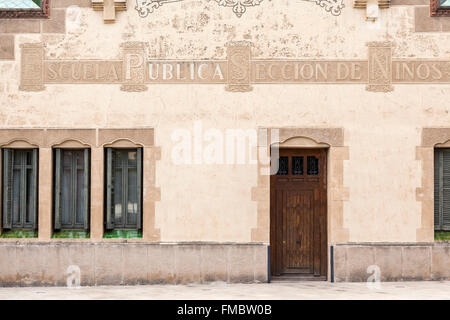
left=367, top=41, right=393, bottom=92
left=252, top=61, right=368, bottom=83
left=392, top=61, right=450, bottom=83
left=19, top=41, right=450, bottom=92
left=121, top=42, right=147, bottom=92
left=44, top=61, right=123, bottom=83
left=146, top=61, right=227, bottom=83
left=226, top=41, right=253, bottom=92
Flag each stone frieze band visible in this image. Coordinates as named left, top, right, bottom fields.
left=19, top=41, right=450, bottom=93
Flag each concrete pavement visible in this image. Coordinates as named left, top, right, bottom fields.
left=0, top=281, right=449, bottom=299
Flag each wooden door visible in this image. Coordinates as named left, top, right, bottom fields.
left=270, top=148, right=327, bottom=279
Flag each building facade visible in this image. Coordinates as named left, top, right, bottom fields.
left=0, top=0, right=449, bottom=286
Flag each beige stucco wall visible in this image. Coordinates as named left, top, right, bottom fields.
left=0, top=0, right=449, bottom=244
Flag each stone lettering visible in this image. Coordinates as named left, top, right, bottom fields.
left=337, top=63, right=350, bottom=80
left=255, top=63, right=266, bottom=81
left=316, top=63, right=328, bottom=80
left=431, top=64, right=443, bottom=80
left=198, top=63, right=208, bottom=80
left=351, top=63, right=362, bottom=80
left=125, top=53, right=144, bottom=80
left=83, top=63, right=95, bottom=80
left=226, top=42, right=252, bottom=92
left=252, top=61, right=363, bottom=83
left=47, top=62, right=58, bottom=80
left=213, top=64, right=224, bottom=81
left=176, top=64, right=186, bottom=80
left=147, top=62, right=227, bottom=83
left=163, top=63, right=173, bottom=80
left=300, top=63, right=314, bottom=80
left=367, top=41, right=393, bottom=92
left=393, top=61, right=448, bottom=82
left=44, top=61, right=122, bottom=83
left=371, top=53, right=389, bottom=80
left=281, top=63, right=293, bottom=80
left=268, top=64, right=278, bottom=80
left=149, top=63, right=159, bottom=80
left=22, top=42, right=450, bottom=91
left=121, top=42, right=147, bottom=92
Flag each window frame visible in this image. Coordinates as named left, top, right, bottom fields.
left=53, top=148, right=90, bottom=231
left=2, top=148, right=38, bottom=231
left=0, top=0, right=49, bottom=19
left=105, top=148, right=143, bottom=231
left=431, top=0, right=450, bottom=17
left=434, top=148, right=450, bottom=231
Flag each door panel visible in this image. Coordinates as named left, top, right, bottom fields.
left=285, top=189, right=313, bottom=273
left=270, top=148, right=327, bottom=279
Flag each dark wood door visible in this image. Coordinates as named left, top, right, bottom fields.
left=270, top=148, right=327, bottom=279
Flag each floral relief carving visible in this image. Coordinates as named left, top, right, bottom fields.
left=135, top=0, right=344, bottom=18
left=214, top=0, right=263, bottom=17
left=135, top=0, right=184, bottom=18
left=306, top=0, right=345, bottom=16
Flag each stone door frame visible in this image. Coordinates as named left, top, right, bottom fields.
left=251, top=127, right=350, bottom=247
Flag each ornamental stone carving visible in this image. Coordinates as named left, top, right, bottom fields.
left=18, top=41, right=450, bottom=92
left=366, top=41, right=393, bottom=93
left=226, top=41, right=253, bottom=92
left=20, top=43, right=45, bottom=92
left=120, top=42, right=148, bottom=92
left=134, top=0, right=345, bottom=19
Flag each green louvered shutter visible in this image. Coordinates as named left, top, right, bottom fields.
left=435, top=149, right=450, bottom=231
left=31, top=149, right=38, bottom=230
left=54, top=148, right=62, bottom=230
left=136, top=148, right=142, bottom=230
left=442, top=151, right=450, bottom=230
left=2, top=149, right=38, bottom=230
left=83, top=149, right=90, bottom=230
left=435, top=149, right=441, bottom=230
left=105, top=148, right=142, bottom=230
left=106, top=148, right=114, bottom=230
left=54, top=149, right=90, bottom=230
left=2, top=149, right=13, bottom=229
